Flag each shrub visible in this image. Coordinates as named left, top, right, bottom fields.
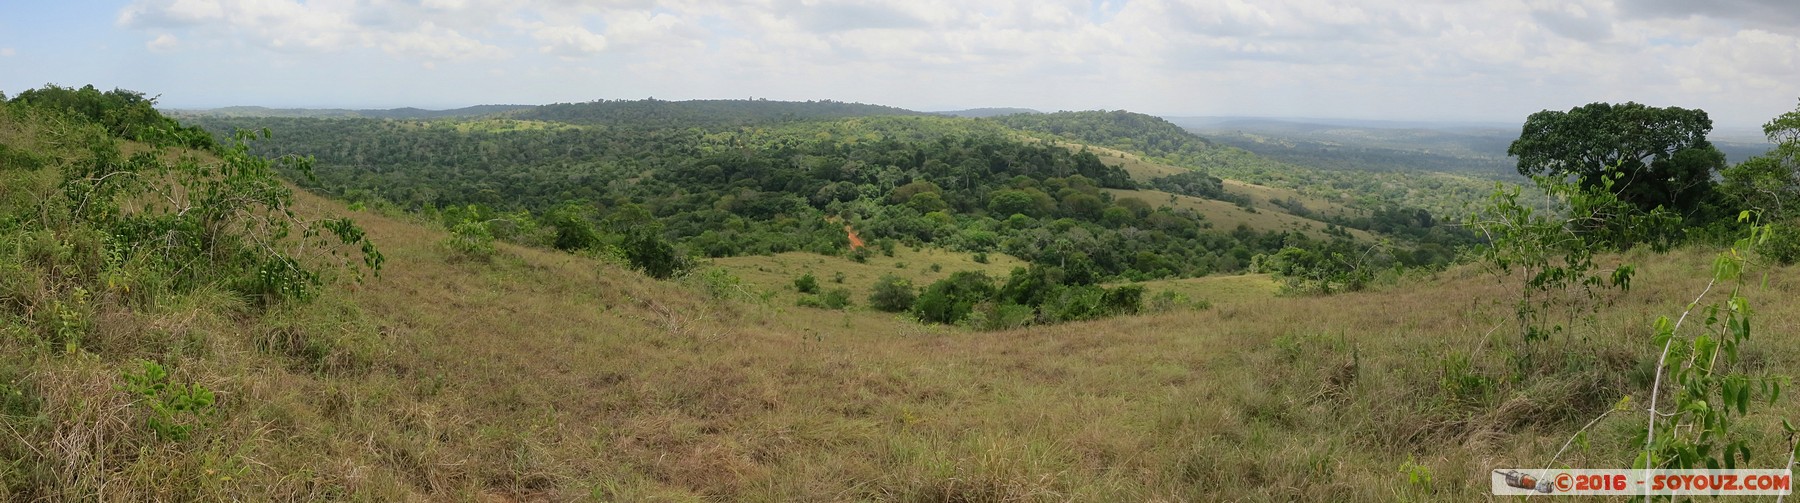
left=820, top=288, right=852, bottom=309
left=912, top=271, right=996, bottom=324
left=1756, top=220, right=1800, bottom=265
left=794, top=273, right=819, bottom=294
left=868, top=274, right=916, bottom=313
left=444, top=216, right=497, bottom=262
left=624, top=228, right=692, bottom=279
left=967, top=301, right=1034, bottom=331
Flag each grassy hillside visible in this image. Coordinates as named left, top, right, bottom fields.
left=1103, top=188, right=1375, bottom=241
left=1030, top=136, right=1365, bottom=236
left=6, top=97, right=1800, bottom=501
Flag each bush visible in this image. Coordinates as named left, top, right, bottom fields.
left=912, top=271, right=996, bottom=324
left=624, top=228, right=693, bottom=279
left=444, top=217, right=497, bottom=262
left=1757, top=220, right=1800, bottom=265
left=868, top=274, right=916, bottom=313
left=794, top=273, right=819, bottom=294
left=820, top=288, right=851, bottom=309
left=967, top=301, right=1034, bottom=331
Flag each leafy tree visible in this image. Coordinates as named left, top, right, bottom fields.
left=543, top=202, right=600, bottom=251
left=1508, top=102, right=1724, bottom=216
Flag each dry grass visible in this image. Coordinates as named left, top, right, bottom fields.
left=711, top=246, right=1028, bottom=307
left=1104, top=188, right=1375, bottom=241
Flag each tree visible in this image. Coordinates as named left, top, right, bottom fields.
left=1721, top=100, right=1800, bottom=218
left=1721, top=100, right=1800, bottom=263
left=1508, top=102, right=1724, bottom=216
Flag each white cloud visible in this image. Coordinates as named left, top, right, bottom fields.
left=104, top=0, right=1800, bottom=126
left=532, top=24, right=608, bottom=57
left=118, top=0, right=506, bottom=60
left=0, top=48, right=14, bottom=57
left=147, top=34, right=180, bottom=52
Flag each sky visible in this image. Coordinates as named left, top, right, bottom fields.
left=1, top=0, right=1797, bottom=129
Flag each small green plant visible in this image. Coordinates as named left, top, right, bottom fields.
left=444, top=207, right=498, bottom=262
left=972, top=252, right=989, bottom=264
left=831, top=271, right=846, bottom=284
left=693, top=268, right=747, bottom=300
left=794, top=273, right=819, bottom=294
left=1466, top=166, right=1657, bottom=341
left=119, top=360, right=216, bottom=441
left=1398, top=456, right=1434, bottom=500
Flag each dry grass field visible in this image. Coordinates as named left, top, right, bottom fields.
left=1103, top=188, right=1374, bottom=241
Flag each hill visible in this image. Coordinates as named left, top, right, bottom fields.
left=509, top=98, right=926, bottom=128
left=188, top=109, right=1449, bottom=286
left=1172, top=116, right=1777, bottom=177
left=996, top=110, right=1516, bottom=220
left=173, top=104, right=534, bottom=119
left=933, top=107, right=1042, bottom=118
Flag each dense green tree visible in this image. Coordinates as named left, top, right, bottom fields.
left=1508, top=102, right=1724, bottom=215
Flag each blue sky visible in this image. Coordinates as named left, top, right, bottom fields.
left=2, top=0, right=1797, bottom=129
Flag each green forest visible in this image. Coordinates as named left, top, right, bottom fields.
left=184, top=102, right=1483, bottom=325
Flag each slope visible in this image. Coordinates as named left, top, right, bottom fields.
left=8, top=100, right=1800, bottom=502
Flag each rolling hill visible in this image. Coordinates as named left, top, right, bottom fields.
left=6, top=86, right=1800, bottom=502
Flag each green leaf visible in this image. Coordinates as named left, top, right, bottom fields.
left=1737, top=383, right=1749, bottom=416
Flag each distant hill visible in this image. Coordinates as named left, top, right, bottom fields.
left=172, top=104, right=533, bottom=119
left=933, top=108, right=1041, bottom=118
left=511, top=98, right=925, bottom=128
left=1171, top=116, right=1775, bottom=175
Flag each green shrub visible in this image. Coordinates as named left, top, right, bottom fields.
left=794, top=273, right=819, bottom=294
left=821, top=288, right=851, bottom=309
left=912, top=271, right=996, bottom=324
left=868, top=274, right=916, bottom=313
left=624, top=228, right=693, bottom=279
left=444, top=215, right=497, bottom=262
left=119, top=360, right=216, bottom=441
left=1756, top=220, right=1800, bottom=265
left=801, top=288, right=853, bottom=310
left=967, top=302, right=1034, bottom=331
